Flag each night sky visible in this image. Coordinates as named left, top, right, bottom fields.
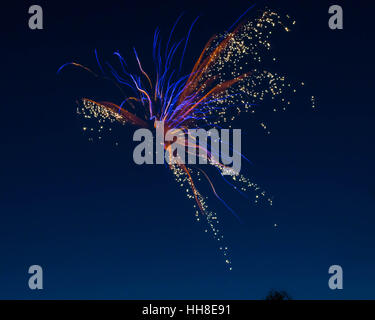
left=1, top=0, right=374, bottom=299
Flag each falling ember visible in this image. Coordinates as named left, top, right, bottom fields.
left=59, top=8, right=312, bottom=270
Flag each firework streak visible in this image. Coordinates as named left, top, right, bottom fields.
left=59, top=9, right=305, bottom=269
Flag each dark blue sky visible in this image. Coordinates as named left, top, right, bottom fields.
left=1, top=0, right=374, bottom=299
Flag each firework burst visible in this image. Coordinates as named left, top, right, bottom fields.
left=59, top=8, right=306, bottom=270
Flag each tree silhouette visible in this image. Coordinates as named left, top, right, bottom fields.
left=265, top=290, right=292, bottom=300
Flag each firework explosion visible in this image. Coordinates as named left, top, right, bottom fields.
left=59, top=8, right=308, bottom=270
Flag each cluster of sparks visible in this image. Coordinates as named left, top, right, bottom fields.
left=59, top=8, right=311, bottom=270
